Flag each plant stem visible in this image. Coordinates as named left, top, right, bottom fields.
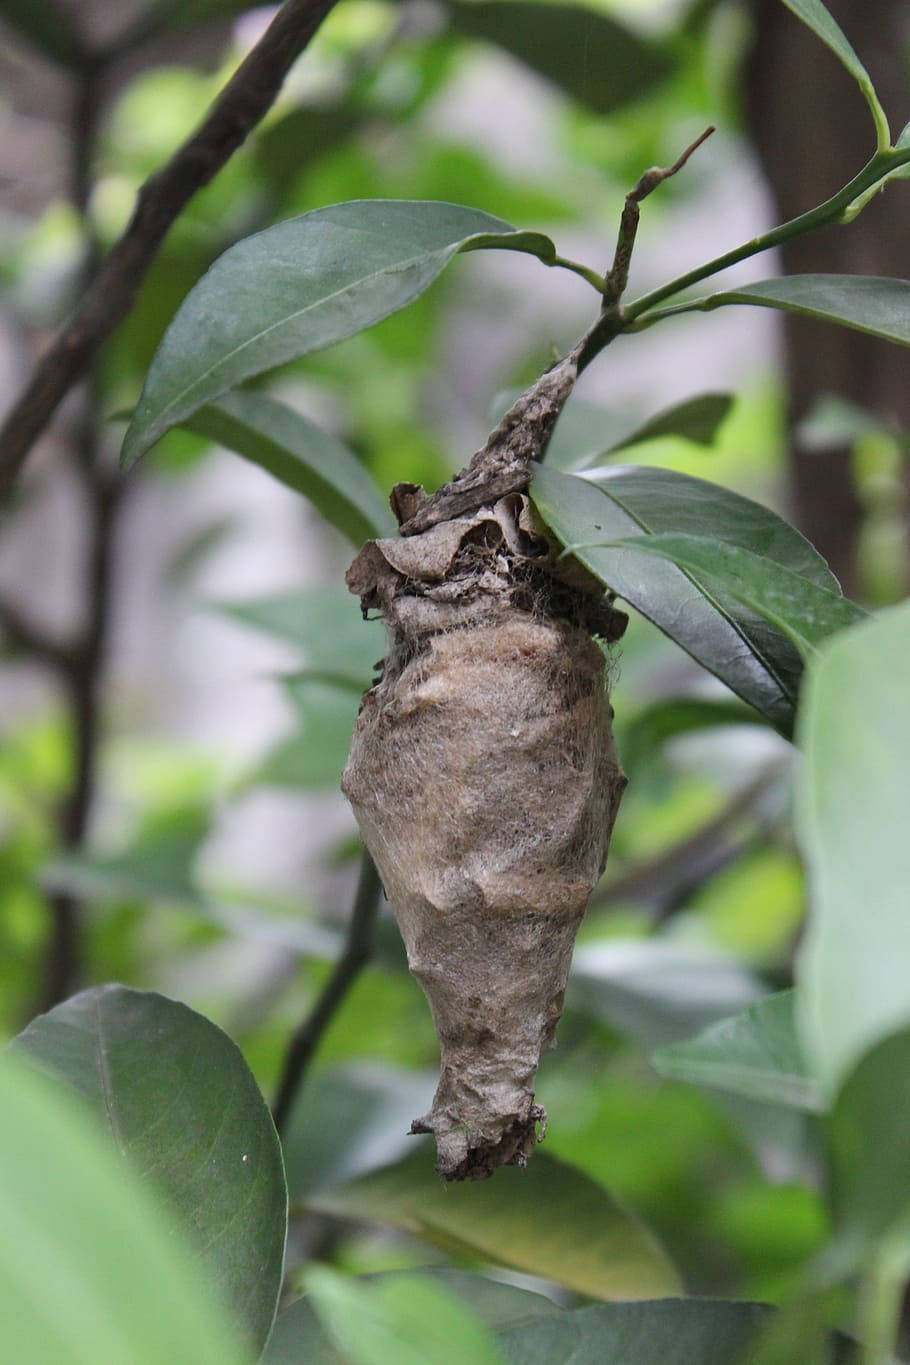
left=622, top=147, right=910, bottom=326
left=551, top=255, right=605, bottom=292
left=272, top=852, right=383, bottom=1135
left=860, top=1247, right=905, bottom=1365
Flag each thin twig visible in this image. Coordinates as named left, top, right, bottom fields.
left=602, top=125, right=715, bottom=313
left=272, top=852, right=383, bottom=1134
left=0, top=0, right=338, bottom=499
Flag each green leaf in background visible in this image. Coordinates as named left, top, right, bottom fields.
left=570, top=939, right=762, bottom=1048
left=795, top=393, right=900, bottom=451
left=796, top=599, right=910, bottom=1095
left=776, top=0, right=889, bottom=147
left=531, top=463, right=837, bottom=732
left=545, top=393, right=732, bottom=471
left=498, top=1299, right=770, bottom=1364
left=255, top=107, right=365, bottom=193
left=619, top=696, right=768, bottom=775
left=0, top=0, right=85, bottom=69
left=446, top=1, right=673, bottom=116
left=302, top=1267, right=505, bottom=1365
left=309, top=1149, right=680, bottom=1300
left=265, top=1269, right=559, bottom=1363
left=121, top=202, right=557, bottom=466
left=213, top=585, right=384, bottom=690
left=829, top=1028, right=910, bottom=1254
left=0, top=1055, right=245, bottom=1365
left=184, top=391, right=396, bottom=544
left=651, top=991, right=823, bottom=1113
left=696, top=276, right=910, bottom=346
left=282, top=1063, right=437, bottom=1199
left=592, top=535, right=865, bottom=658
left=256, top=676, right=361, bottom=789
left=10, top=985, right=287, bottom=1356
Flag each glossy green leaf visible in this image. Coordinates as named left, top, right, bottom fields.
left=652, top=991, right=823, bottom=1113
left=546, top=393, right=732, bottom=471
left=309, top=1149, right=680, bottom=1300
left=699, top=276, right=910, bottom=346
left=301, top=1267, right=504, bottom=1365
left=265, top=1269, right=559, bottom=1363
left=213, top=585, right=384, bottom=690
left=11, top=985, right=286, bottom=1356
left=570, top=939, right=762, bottom=1048
left=184, top=392, right=395, bottom=544
left=0, top=1054, right=246, bottom=1365
left=0, top=0, right=85, bottom=68
left=531, top=463, right=838, bottom=732
left=504, top=1299, right=854, bottom=1365
left=499, top=1299, right=770, bottom=1364
left=256, top=676, right=360, bottom=789
left=122, top=202, right=556, bottom=466
left=796, top=600, right=910, bottom=1094
left=592, top=534, right=865, bottom=658
left=446, top=1, right=672, bottom=115
left=829, top=1028, right=910, bottom=1252
left=777, top=0, right=889, bottom=146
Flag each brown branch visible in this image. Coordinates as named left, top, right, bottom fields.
left=601, top=125, right=715, bottom=313
left=272, top=851, right=383, bottom=1134
left=0, top=0, right=338, bottom=500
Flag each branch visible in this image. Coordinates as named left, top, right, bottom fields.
left=601, top=126, right=715, bottom=313
left=0, top=598, right=73, bottom=671
left=0, top=0, right=338, bottom=499
left=272, top=851, right=383, bottom=1134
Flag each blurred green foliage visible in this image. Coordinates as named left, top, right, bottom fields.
left=2, top=0, right=909, bottom=1360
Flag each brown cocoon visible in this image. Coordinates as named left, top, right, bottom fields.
left=342, top=486, right=627, bottom=1179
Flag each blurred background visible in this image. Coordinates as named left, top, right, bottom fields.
left=1, top=0, right=908, bottom=1304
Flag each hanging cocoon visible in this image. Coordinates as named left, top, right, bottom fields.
left=342, top=351, right=628, bottom=1180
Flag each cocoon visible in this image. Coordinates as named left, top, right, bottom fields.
left=342, top=363, right=627, bottom=1179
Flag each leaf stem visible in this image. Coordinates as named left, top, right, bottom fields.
left=551, top=255, right=606, bottom=292
left=622, top=147, right=910, bottom=327
left=859, top=1245, right=905, bottom=1365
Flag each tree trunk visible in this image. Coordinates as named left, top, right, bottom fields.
left=747, top=0, right=909, bottom=595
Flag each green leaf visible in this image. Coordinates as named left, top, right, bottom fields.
left=620, top=696, right=768, bottom=775
left=589, top=534, right=866, bottom=658
left=184, top=391, right=396, bottom=544
left=570, top=939, right=763, bottom=1048
left=309, top=1149, right=680, bottom=1300
left=256, top=676, right=361, bottom=789
left=829, top=1028, right=910, bottom=1252
left=0, top=1054, right=246, bottom=1365
left=122, top=201, right=556, bottom=466
left=698, top=276, right=910, bottom=347
left=446, top=1, right=673, bottom=116
left=530, top=463, right=838, bottom=732
left=264, top=1270, right=559, bottom=1363
left=10, top=985, right=287, bottom=1356
left=889, top=119, right=910, bottom=180
left=213, top=585, right=384, bottom=690
left=546, top=393, right=732, bottom=471
left=282, top=1063, right=437, bottom=1199
left=776, top=0, right=889, bottom=148
left=255, top=106, right=365, bottom=191
left=498, top=1299, right=770, bottom=1364
left=301, top=1267, right=505, bottom=1365
left=796, top=600, right=910, bottom=1095
left=0, top=0, right=85, bottom=68
left=652, top=991, right=823, bottom=1113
